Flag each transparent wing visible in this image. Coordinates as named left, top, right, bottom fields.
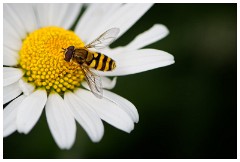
left=80, top=65, right=103, bottom=99
left=85, top=28, right=120, bottom=50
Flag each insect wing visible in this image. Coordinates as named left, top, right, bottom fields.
left=80, top=65, right=103, bottom=98
left=85, top=28, right=120, bottom=50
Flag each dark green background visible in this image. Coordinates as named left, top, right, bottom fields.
left=4, top=3, right=237, bottom=159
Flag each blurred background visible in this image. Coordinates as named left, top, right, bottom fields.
left=3, top=3, right=237, bottom=159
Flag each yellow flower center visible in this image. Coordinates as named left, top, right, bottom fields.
left=20, top=26, right=85, bottom=94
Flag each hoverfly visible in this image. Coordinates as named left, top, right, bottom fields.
left=62, top=28, right=120, bottom=98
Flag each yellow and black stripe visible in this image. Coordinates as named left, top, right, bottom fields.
left=88, top=52, right=116, bottom=71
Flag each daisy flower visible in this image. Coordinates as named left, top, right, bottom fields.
left=3, top=3, right=174, bottom=149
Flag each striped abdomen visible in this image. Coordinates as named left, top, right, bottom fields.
left=87, top=52, right=116, bottom=71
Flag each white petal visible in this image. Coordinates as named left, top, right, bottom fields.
left=85, top=3, right=153, bottom=43
left=48, top=4, right=82, bottom=29
left=101, top=77, right=117, bottom=89
left=3, top=4, right=27, bottom=39
left=3, top=19, right=22, bottom=51
left=3, top=82, right=22, bottom=104
left=82, top=77, right=117, bottom=90
left=49, top=4, right=69, bottom=27
left=35, top=4, right=81, bottom=29
left=81, top=83, right=138, bottom=123
left=46, top=93, right=76, bottom=150
left=99, top=49, right=175, bottom=76
left=103, top=90, right=139, bottom=123
left=3, top=46, right=19, bottom=66
left=8, top=4, right=38, bottom=33
left=16, top=89, right=47, bottom=134
left=124, top=24, right=169, bottom=51
left=18, top=79, right=35, bottom=96
left=64, top=91, right=104, bottom=142
left=35, top=4, right=51, bottom=27
left=75, top=3, right=122, bottom=42
left=75, top=89, right=134, bottom=133
left=3, top=95, right=26, bottom=137
left=3, top=67, right=24, bottom=87
left=3, top=18, right=20, bottom=41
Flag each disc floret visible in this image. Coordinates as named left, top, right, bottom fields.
left=20, top=26, right=85, bottom=94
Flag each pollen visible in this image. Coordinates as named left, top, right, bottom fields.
left=19, top=26, right=85, bottom=94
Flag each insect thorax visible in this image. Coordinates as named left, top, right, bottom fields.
left=73, top=48, right=88, bottom=62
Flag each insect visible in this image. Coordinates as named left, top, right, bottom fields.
left=62, top=28, right=120, bottom=98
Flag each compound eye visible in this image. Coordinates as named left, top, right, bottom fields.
left=64, top=50, right=73, bottom=62
left=68, top=46, right=75, bottom=50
